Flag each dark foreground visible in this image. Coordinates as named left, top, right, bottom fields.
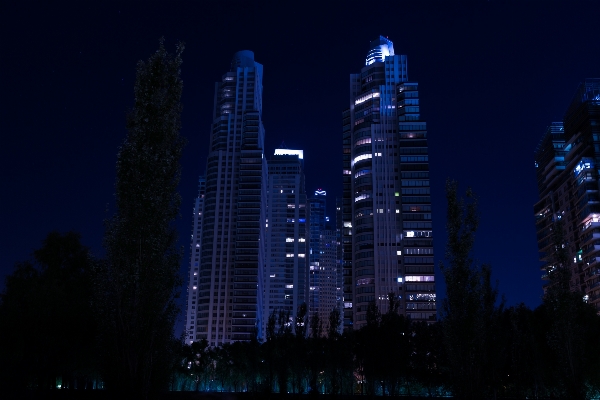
left=0, top=391, right=581, bottom=400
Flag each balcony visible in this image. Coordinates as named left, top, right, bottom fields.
left=584, top=268, right=600, bottom=282
left=580, top=229, right=600, bottom=246
left=582, top=244, right=600, bottom=257
left=539, top=261, right=553, bottom=272
left=581, top=220, right=600, bottom=234
left=589, top=281, right=600, bottom=290
left=584, top=256, right=600, bottom=268
left=588, top=291, right=600, bottom=303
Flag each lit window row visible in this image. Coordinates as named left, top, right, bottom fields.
left=354, top=137, right=372, bottom=146
left=352, top=153, right=372, bottom=167
left=355, top=169, right=370, bottom=178
left=404, top=248, right=434, bottom=255
left=355, top=92, right=380, bottom=105
left=355, top=194, right=370, bottom=202
left=405, top=275, right=435, bottom=282
left=404, top=230, right=432, bottom=238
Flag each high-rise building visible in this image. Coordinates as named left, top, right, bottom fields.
left=308, top=189, right=342, bottom=335
left=342, top=36, right=435, bottom=330
left=187, top=50, right=267, bottom=346
left=185, top=177, right=206, bottom=344
left=264, top=149, right=308, bottom=337
left=534, top=79, right=600, bottom=306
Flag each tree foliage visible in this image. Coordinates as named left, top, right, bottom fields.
left=440, top=179, right=503, bottom=399
left=94, top=38, right=185, bottom=399
left=541, top=218, right=600, bottom=399
left=0, top=232, right=97, bottom=391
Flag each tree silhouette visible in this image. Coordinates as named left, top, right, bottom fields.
left=0, top=232, right=97, bottom=391
left=95, top=38, right=185, bottom=399
left=440, top=180, right=502, bottom=399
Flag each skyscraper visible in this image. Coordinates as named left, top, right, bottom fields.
left=187, top=50, right=267, bottom=346
left=342, top=36, right=435, bottom=330
left=308, top=189, right=342, bottom=335
left=534, top=79, right=600, bottom=306
left=264, top=149, right=308, bottom=337
left=185, top=177, right=206, bottom=344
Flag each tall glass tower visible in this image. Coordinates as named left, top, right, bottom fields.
left=264, top=149, right=308, bottom=337
left=185, top=177, right=206, bottom=344
left=534, top=79, right=600, bottom=307
left=188, top=50, right=267, bottom=346
left=342, top=37, right=435, bottom=330
left=308, top=189, right=342, bottom=335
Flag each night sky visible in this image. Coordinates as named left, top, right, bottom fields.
left=3, top=1, right=599, bottom=335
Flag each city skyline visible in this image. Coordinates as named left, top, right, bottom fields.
left=3, top=2, right=600, bottom=337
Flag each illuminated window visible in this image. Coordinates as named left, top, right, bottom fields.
left=354, top=138, right=372, bottom=146
left=352, top=153, right=372, bottom=166
left=405, top=275, right=435, bottom=282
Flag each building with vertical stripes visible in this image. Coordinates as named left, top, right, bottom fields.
left=342, top=36, right=435, bottom=330
left=187, top=50, right=267, bottom=346
left=264, top=149, right=308, bottom=337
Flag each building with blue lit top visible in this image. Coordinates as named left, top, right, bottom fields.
left=534, top=79, right=600, bottom=307
left=342, top=36, right=435, bottom=330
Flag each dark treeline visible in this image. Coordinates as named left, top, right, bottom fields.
left=3, top=41, right=600, bottom=399
left=5, top=191, right=600, bottom=399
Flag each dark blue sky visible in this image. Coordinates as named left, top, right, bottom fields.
left=2, top=1, right=599, bottom=334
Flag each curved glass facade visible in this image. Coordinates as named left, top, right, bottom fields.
left=343, top=37, right=435, bottom=330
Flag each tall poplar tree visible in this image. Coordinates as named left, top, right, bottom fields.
left=440, top=180, right=501, bottom=399
left=96, top=39, right=185, bottom=398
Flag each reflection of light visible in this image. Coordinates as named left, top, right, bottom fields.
left=406, top=231, right=414, bottom=237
